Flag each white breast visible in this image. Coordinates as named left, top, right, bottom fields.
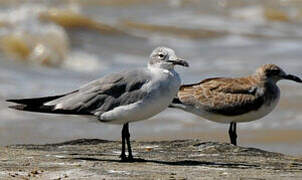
left=182, top=92, right=280, bottom=124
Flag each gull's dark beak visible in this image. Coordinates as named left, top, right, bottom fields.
left=283, top=74, right=302, bottom=83
left=167, top=58, right=189, bottom=67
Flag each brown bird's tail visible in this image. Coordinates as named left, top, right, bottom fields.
left=169, top=97, right=185, bottom=109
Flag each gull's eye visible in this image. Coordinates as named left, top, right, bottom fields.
left=158, top=54, right=165, bottom=59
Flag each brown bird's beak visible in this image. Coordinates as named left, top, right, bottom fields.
left=283, top=74, right=302, bottom=83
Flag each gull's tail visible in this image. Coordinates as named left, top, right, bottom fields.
left=6, top=94, right=66, bottom=113
left=6, top=90, right=92, bottom=115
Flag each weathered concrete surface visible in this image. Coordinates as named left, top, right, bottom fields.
left=1, top=139, right=302, bottom=179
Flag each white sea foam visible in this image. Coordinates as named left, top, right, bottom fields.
left=0, top=4, right=69, bottom=66
left=0, top=4, right=103, bottom=72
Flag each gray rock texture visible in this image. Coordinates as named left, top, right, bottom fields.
left=1, top=139, right=302, bottom=179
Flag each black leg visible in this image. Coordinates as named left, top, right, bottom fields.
left=233, top=122, right=237, bottom=146
left=124, top=123, right=133, bottom=161
left=228, top=122, right=232, bottom=144
left=120, top=124, right=127, bottom=161
left=228, top=122, right=237, bottom=146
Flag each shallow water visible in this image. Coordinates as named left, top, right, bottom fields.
left=0, top=0, right=302, bottom=155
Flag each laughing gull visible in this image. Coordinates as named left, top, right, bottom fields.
left=7, top=46, right=189, bottom=161
left=170, top=64, right=302, bottom=145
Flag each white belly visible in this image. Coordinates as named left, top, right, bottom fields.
left=104, top=92, right=176, bottom=124
left=184, top=96, right=280, bottom=124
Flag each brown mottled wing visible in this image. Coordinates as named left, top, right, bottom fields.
left=177, top=77, right=264, bottom=116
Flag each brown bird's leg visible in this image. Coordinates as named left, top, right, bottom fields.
left=120, top=124, right=127, bottom=161
left=124, top=123, right=134, bottom=161
left=233, top=122, right=237, bottom=145
left=229, top=122, right=237, bottom=146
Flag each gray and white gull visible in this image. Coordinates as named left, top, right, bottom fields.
left=7, top=47, right=189, bottom=162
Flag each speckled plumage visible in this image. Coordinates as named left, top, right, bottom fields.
left=170, top=64, right=302, bottom=145
left=173, top=65, right=286, bottom=121
left=177, top=76, right=279, bottom=117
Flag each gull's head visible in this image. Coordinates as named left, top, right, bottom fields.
left=149, top=47, right=189, bottom=70
left=256, top=64, right=302, bottom=84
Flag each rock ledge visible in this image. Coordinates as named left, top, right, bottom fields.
left=1, top=139, right=302, bottom=179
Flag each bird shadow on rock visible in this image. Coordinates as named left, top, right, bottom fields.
left=68, top=157, right=259, bottom=169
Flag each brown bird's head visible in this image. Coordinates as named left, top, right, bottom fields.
left=256, top=64, right=302, bottom=83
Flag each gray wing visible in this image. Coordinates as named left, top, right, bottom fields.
left=44, top=69, right=151, bottom=115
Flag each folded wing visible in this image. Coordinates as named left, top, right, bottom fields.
left=176, top=77, right=264, bottom=116
left=7, top=69, right=151, bottom=116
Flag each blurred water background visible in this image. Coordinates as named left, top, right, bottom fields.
left=0, top=0, right=302, bottom=155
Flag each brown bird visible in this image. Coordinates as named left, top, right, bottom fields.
left=170, top=64, right=302, bottom=145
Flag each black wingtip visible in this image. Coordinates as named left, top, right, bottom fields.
left=5, top=94, right=69, bottom=106
left=6, top=98, right=30, bottom=104
left=8, top=104, right=26, bottom=110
